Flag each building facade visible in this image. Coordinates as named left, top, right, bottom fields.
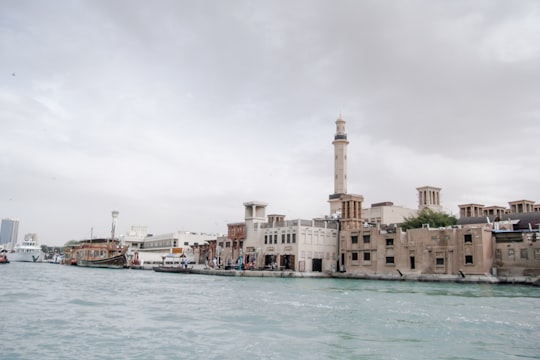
left=241, top=201, right=340, bottom=272
left=122, top=226, right=216, bottom=264
left=341, top=222, right=494, bottom=276
left=493, top=228, right=540, bottom=277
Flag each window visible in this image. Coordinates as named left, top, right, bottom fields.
left=352, top=252, right=358, bottom=261
left=465, top=255, right=473, bottom=264
left=520, top=249, right=528, bottom=260
left=282, top=234, right=285, bottom=244
left=363, top=235, right=370, bottom=243
left=495, top=249, right=502, bottom=260
left=363, top=252, right=371, bottom=261
left=292, top=233, right=296, bottom=243
left=351, top=236, right=358, bottom=244
left=436, top=258, right=444, bottom=266
left=386, top=238, right=394, bottom=246
left=274, top=235, right=277, bottom=244
left=287, top=234, right=291, bottom=243
left=218, top=242, right=224, bottom=247
left=464, top=234, right=473, bottom=243
left=264, top=235, right=268, bottom=244
left=386, top=256, right=395, bottom=264
left=508, top=249, right=515, bottom=260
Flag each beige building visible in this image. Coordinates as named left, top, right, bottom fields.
left=493, top=228, right=540, bottom=277
left=232, top=115, right=540, bottom=280
left=458, top=199, right=538, bottom=219
left=340, top=193, right=494, bottom=276
left=458, top=212, right=540, bottom=277
left=508, top=200, right=536, bottom=214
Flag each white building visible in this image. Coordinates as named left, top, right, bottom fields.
left=122, top=225, right=216, bottom=265
left=362, top=202, right=418, bottom=226
left=242, top=202, right=339, bottom=272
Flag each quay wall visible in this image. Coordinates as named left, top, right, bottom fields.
left=134, top=264, right=540, bottom=285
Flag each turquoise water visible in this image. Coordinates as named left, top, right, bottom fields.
left=1, top=263, right=539, bottom=359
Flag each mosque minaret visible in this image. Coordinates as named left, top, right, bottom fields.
left=329, top=114, right=349, bottom=215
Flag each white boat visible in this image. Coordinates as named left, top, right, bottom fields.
left=8, top=236, right=44, bottom=263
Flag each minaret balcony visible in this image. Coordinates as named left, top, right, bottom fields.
left=334, top=134, right=347, bottom=140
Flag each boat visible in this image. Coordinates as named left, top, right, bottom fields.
left=8, top=235, right=44, bottom=263
left=65, top=238, right=128, bottom=269
left=0, top=250, right=9, bottom=264
left=64, top=210, right=127, bottom=269
left=153, top=266, right=193, bottom=273
left=152, top=254, right=193, bottom=273
left=48, top=253, right=64, bottom=264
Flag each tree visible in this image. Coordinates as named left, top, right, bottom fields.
left=400, top=208, right=457, bottom=230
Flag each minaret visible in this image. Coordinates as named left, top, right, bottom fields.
left=329, top=114, right=349, bottom=214
left=111, top=210, right=119, bottom=240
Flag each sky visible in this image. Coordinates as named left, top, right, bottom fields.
left=1, top=0, right=539, bottom=246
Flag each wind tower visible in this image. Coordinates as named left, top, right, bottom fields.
left=242, top=201, right=267, bottom=266
left=329, top=114, right=349, bottom=215
left=417, top=186, right=442, bottom=213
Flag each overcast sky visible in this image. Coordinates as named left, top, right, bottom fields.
left=1, top=0, right=539, bottom=246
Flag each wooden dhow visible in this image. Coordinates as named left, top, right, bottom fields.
left=64, top=210, right=127, bottom=269
left=65, top=238, right=128, bottom=269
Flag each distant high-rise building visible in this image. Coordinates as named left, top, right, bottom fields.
left=0, top=218, right=19, bottom=246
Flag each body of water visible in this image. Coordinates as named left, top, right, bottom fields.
left=1, top=262, right=539, bottom=359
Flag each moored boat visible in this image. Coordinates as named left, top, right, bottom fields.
left=64, top=210, right=127, bottom=269
left=0, top=251, right=9, bottom=264
left=153, top=266, right=193, bottom=273
left=152, top=254, right=193, bottom=273
left=65, top=239, right=128, bottom=269
left=8, top=234, right=44, bottom=263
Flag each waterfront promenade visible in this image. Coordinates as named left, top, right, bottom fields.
left=180, top=263, right=540, bottom=285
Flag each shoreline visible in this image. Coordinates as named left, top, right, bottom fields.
left=137, top=264, right=540, bottom=286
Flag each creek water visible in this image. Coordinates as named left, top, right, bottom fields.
left=1, top=262, right=539, bottom=359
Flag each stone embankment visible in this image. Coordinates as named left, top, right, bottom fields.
left=191, top=266, right=331, bottom=278
left=187, top=265, right=539, bottom=285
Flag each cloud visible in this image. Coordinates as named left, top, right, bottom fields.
left=0, top=0, right=538, bottom=246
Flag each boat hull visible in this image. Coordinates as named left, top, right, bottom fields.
left=153, top=266, right=193, bottom=273
left=8, top=251, right=44, bottom=263
left=77, top=253, right=127, bottom=269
